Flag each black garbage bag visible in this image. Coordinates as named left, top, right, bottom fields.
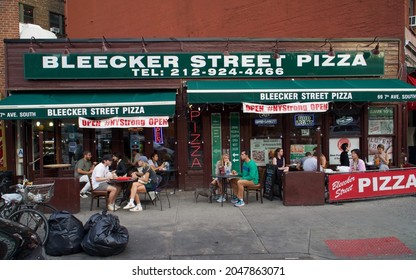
left=46, top=211, right=85, bottom=256
left=81, top=210, right=129, bottom=257
left=0, top=171, right=13, bottom=194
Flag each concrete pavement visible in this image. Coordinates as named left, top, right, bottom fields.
left=47, top=190, right=416, bottom=260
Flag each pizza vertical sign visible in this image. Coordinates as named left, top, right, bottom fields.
left=328, top=168, right=416, bottom=202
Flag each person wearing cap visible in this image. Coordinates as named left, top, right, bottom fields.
left=123, top=155, right=160, bottom=212
left=91, top=154, right=122, bottom=211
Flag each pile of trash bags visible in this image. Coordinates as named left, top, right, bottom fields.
left=46, top=210, right=129, bottom=257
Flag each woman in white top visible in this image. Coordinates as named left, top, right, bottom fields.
left=148, top=152, right=166, bottom=172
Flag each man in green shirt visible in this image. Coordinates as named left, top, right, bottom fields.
left=230, top=150, right=259, bottom=207
left=75, top=151, right=94, bottom=198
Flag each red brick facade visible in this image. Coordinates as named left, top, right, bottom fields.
left=0, top=0, right=19, bottom=98
left=66, top=0, right=406, bottom=41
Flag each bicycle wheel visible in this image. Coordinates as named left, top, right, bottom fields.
left=8, top=208, right=49, bottom=245
left=33, top=203, right=58, bottom=215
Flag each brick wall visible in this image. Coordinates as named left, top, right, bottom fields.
left=0, top=0, right=19, bottom=98
left=19, top=0, right=64, bottom=30
left=66, top=0, right=406, bottom=40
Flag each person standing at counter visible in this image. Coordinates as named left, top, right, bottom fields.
left=229, top=151, right=259, bottom=207
left=92, top=154, right=122, bottom=211
left=272, top=148, right=288, bottom=197
left=373, top=144, right=389, bottom=170
left=349, top=149, right=366, bottom=172
left=340, top=143, right=350, bottom=166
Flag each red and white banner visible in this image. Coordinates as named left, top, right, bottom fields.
left=328, top=168, right=416, bottom=202
left=242, top=102, right=329, bottom=114
left=78, top=116, right=169, bottom=128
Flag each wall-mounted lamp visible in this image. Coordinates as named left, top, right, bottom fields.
left=320, top=39, right=335, bottom=57
left=29, top=36, right=39, bottom=53
left=365, top=37, right=380, bottom=55
left=63, top=37, right=72, bottom=55
left=223, top=39, right=230, bottom=56
left=101, top=36, right=111, bottom=52
left=272, top=40, right=280, bottom=59
left=141, top=37, right=148, bottom=53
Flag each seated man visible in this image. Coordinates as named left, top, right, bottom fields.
left=91, top=154, right=122, bottom=211
left=229, top=150, right=259, bottom=207
left=75, top=151, right=95, bottom=198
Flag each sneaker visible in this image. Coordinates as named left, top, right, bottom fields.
left=216, top=196, right=226, bottom=203
left=85, top=191, right=92, bottom=195
left=80, top=193, right=88, bottom=199
left=148, top=191, right=156, bottom=201
left=129, top=204, right=143, bottom=212
left=107, top=204, right=121, bottom=211
left=123, top=202, right=135, bottom=210
left=230, top=196, right=239, bottom=204
left=213, top=194, right=220, bottom=200
left=234, top=199, right=245, bottom=207
left=107, top=204, right=118, bottom=211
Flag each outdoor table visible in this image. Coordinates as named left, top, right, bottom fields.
left=215, top=174, right=240, bottom=207
left=43, top=163, right=72, bottom=177
left=109, top=177, right=136, bottom=207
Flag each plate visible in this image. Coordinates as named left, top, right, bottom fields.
left=115, top=177, right=132, bottom=181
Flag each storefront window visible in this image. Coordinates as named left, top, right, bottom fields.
left=33, top=120, right=56, bottom=170
left=96, top=128, right=112, bottom=160
left=152, top=120, right=175, bottom=165
left=288, top=113, right=322, bottom=163
left=368, top=107, right=394, bottom=135
left=61, top=119, right=83, bottom=165
left=328, top=103, right=362, bottom=165
left=250, top=114, right=283, bottom=165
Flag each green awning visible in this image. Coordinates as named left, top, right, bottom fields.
left=187, top=79, right=416, bottom=103
left=0, top=90, right=176, bottom=119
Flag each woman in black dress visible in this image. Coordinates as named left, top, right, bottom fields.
left=340, top=143, right=350, bottom=166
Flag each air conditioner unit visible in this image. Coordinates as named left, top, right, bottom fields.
left=410, top=16, right=416, bottom=27
left=49, top=27, right=60, bottom=33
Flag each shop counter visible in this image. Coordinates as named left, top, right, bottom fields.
left=282, top=171, right=326, bottom=206
left=34, top=177, right=80, bottom=213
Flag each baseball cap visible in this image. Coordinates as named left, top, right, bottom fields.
left=102, top=154, right=112, bottom=161
left=138, top=156, right=148, bottom=163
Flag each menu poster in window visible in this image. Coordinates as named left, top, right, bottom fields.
left=368, top=107, right=394, bottom=135
left=250, top=139, right=282, bottom=166
left=368, top=137, right=393, bottom=164
left=329, top=137, right=360, bottom=165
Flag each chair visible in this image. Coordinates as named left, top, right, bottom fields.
left=244, top=167, right=266, bottom=204
left=88, top=176, right=110, bottom=211
left=142, top=175, right=167, bottom=211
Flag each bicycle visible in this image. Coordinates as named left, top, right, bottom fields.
left=0, top=182, right=56, bottom=245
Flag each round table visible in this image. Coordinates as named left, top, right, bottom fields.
left=44, top=164, right=72, bottom=177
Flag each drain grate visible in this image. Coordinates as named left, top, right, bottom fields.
left=325, top=236, right=413, bottom=258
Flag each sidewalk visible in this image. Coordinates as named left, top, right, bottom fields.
left=48, top=190, right=416, bottom=260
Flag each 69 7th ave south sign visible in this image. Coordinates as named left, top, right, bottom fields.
left=24, top=51, right=384, bottom=79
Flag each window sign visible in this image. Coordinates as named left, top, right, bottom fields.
left=294, top=114, right=315, bottom=127
left=368, top=107, right=394, bottom=135
left=250, top=138, right=282, bottom=166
